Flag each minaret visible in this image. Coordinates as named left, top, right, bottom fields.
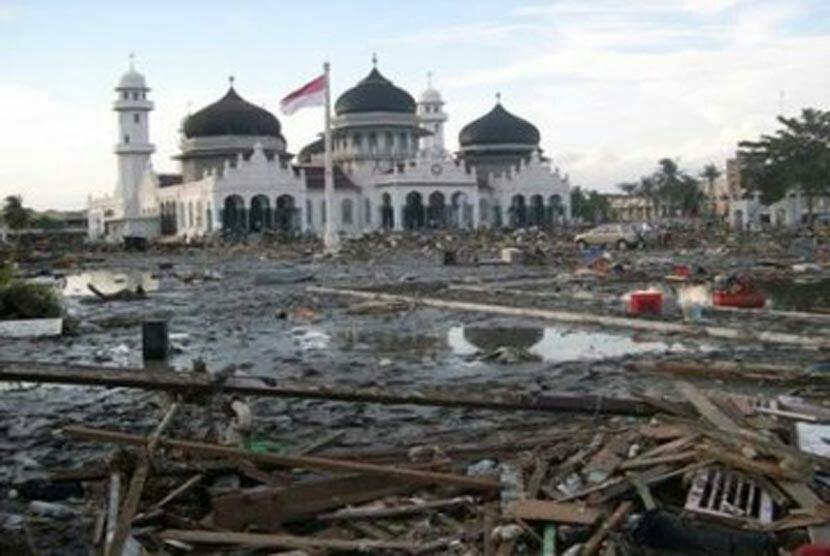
left=417, top=72, right=448, bottom=155
left=113, top=54, right=154, bottom=218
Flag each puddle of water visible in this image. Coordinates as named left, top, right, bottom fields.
left=63, top=271, right=159, bottom=297
left=448, top=325, right=688, bottom=363
left=338, top=328, right=442, bottom=354
left=762, top=279, right=830, bottom=312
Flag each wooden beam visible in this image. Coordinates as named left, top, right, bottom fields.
left=106, top=458, right=149, bottom=556
left=0, top=361, right=660, bottom=417
left=318, top=496, right=473, bottom=521
left=158, top=529, right=460, bottom=552
left=505, top=500, right=600, bottom=526
left=63, top=426, right=500, bottom=492
left=581, top=501, right=633, bottom=556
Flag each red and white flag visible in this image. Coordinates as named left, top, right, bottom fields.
left=280, top=74, right=326, bottom=115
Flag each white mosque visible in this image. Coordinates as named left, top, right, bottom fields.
left=87, top=59, right=572, bottom=241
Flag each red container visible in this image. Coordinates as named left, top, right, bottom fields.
left=628, top=291, right=663, bottom=315
left=712, top=290, right=766, bottom=308
left=672, top=265, right=692, bottom=278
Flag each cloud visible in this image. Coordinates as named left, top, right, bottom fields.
left=376, top=22, right=533, bottom=47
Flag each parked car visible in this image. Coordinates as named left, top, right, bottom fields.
left=575, top=223, right=642, bottom=250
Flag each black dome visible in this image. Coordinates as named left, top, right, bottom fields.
left=297, top=137, right=323, bottom=163
left=335, top=68, right=415, bottom=115
left=184, top=87, right=281, bottom=139
left=459, top=103, right=540, bottom=147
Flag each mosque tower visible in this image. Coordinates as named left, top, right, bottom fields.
left=417, top=72, right=447, bottom=155
left=113, top=54, right=154, bottom=218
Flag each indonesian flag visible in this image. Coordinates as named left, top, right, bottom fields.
left=280, top=74, right=326, bottom=115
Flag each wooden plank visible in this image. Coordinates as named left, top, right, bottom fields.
left=104, top=472, right=120, bottom=552
left=542, top=524, right=556, bottom=556
left=63, top=426, right=500, bottom=492
left=581, top=501, right=633, bottom=556
left=0, top=361, right=661, bottom=417
left=149, top=473, right=203, bottom=512
left=618, top=450, right=697, bottom=471
left=106, top=458, right=149, bottom=556
left=318, top=496, right=473, bottom=522
left=505, top=500, right=600, bottom=525
left=698, top=444, right=798, bottom=480
left=526, top=458, right=549, bottom=500
left=214, top=474, right=413, bottom=531
left=629, top=474, right=656, bottom=510
left=675, top=381, right=742, bottom=434
left=159, top=529, right=460, bottom=551
left=777, top=480, right=830, bottom=543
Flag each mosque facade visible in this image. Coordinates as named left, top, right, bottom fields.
left=87, top=60, right=572, bottom=241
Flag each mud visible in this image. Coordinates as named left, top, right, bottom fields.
left=1, top=238, right=827, bottom=552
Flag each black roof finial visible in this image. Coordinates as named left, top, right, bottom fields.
left=496, top=91, right=502, bottom=104
left=427, top=71, right=433, bottom=88
left=371, top=52, right=378, bottom=68
left=229, top=75, right=235, bottom=88
left=129, top=52, right=135, bottom=71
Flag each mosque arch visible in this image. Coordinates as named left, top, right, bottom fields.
left=249, top=194, right=271, bottom=232
left=275, top=194, right=297, bottom=232
left=509, top=194, right=528, bottom=228
left=529, top=194, right=545, bottom=227
left=427, top=191, right=447, bottom=229
left=451, top=191, right=471, bottom=229
left=404, top=191, right=425, bottom=230
left=222, top=195, right=246, bottom=234
left=548, top=194, right=563, bottom=226
left=380, top=192, right=394, bottom=230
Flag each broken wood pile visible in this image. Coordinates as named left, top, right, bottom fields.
left=5, top=365, right=830, bottom=554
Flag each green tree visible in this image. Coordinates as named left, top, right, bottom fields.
left=700, top=163, right=722, bottom=216
left=617, top=181, right=638, bottom=196
left=652, top=158, right=703, bottom=217
left=1, top=195, right=32, bottom=231
left=571, top=187, right=610, bottom=223
left=739, top=108, right=830, bottom=221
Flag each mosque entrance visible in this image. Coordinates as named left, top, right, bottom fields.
left=403, top=191, right=425, bottom=230
left=427, top=192, right=447, bottom=229
left=222, top=195, right=247, bottom=235
left=529, top=194, right=545, bottom=227
left=509, top=194, right=528, bottom=228
left=380, top=193, right=394, bottom=230
left=275, top=195, right=297, bottom=232
left=249, top=195, right=271, bottom=232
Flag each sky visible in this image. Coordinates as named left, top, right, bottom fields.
left=1, top=0, right=829, bottom=210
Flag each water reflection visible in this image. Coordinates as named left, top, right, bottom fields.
left=63, top=271, right=159, bottom=297
left=448, top=325, right=683, bottom=362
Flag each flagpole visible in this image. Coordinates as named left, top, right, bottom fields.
left=323, top=61, right=338, bottom=252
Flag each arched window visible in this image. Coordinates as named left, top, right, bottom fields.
left=342, top=199, right=353, bottom=225
left=306, top=199, right=313, bottom=225
left=124, top=134, right=130, bottom=144
left=364, top=198, right=371, bottom=224
left=133, top=113, right=140, bottom=124
left=368, top=133, right=377, bottom=150
left=321, top=200, right=327, bottom=224
left=352, top=133, right=362, bottom=149
left=188, top=202, right=194, bottom=227
left=385, top=132, right=393, bottom=150
left=196, top=200, right=203, bottom=227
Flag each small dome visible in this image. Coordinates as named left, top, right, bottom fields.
left=459, top=102, right=540, bottom=147
left=117, top=69, right=147, bottom=90
left=184, top=87, right=282, bottom=139
left=419, top=87, right=442, bottom=104
left=297, top=137, right=324, bottom=164
left=335, top=67, right=415, bottom=115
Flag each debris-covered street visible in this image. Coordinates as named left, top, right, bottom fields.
left=3, top=229, right=830, bottom=554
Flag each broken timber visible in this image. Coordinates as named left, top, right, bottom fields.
left=0, top=361, right=662, bottom=417
left=63, top=426, right=500, bottom=492
left=308, top=285, right=829, bottom=348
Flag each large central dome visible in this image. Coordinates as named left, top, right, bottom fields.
left=184, top=87, right=282, bottom=139
left=335, top=67, right=415, bottom=115
left=459, top=102, right=540, bottom=147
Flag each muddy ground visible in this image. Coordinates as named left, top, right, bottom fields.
left=1, top=235, right=828, bottom=553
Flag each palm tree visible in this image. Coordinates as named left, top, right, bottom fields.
left=617, top=181, right=638, bottom=196
left=700, top=164, right=722, bottom=217
left=1, top=195, right=32, bottom=232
